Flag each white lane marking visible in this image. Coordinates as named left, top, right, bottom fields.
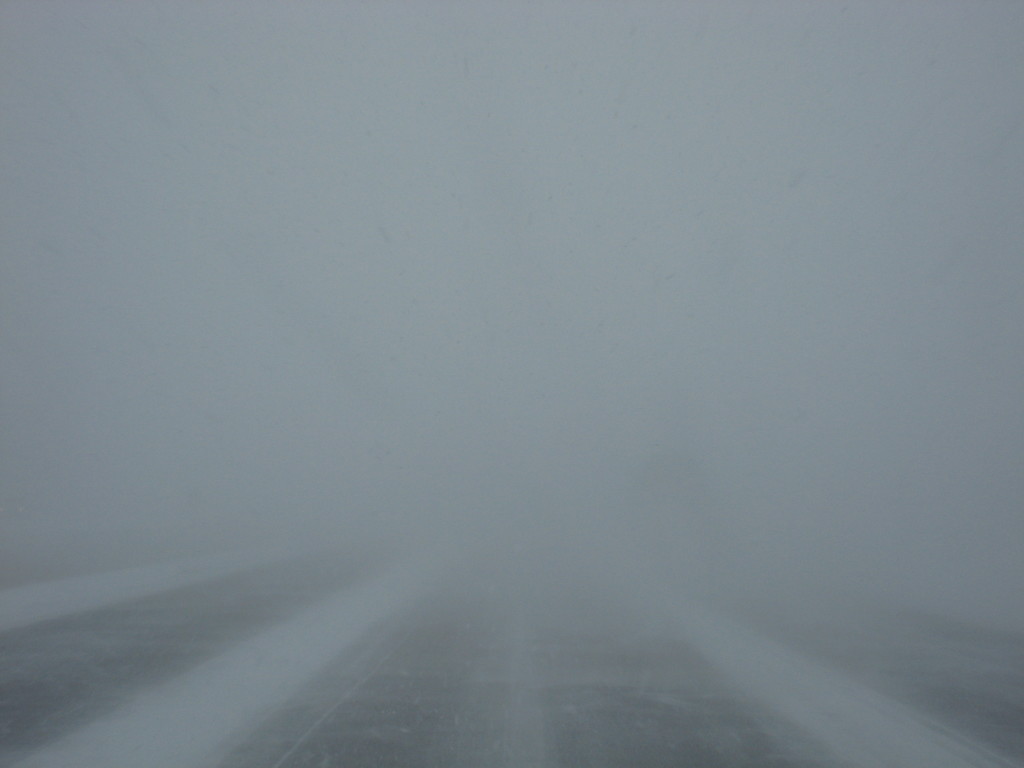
left=501, top=610, right=548, bottom=768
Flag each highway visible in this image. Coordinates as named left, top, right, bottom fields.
left=1, top=551, right=1020, bottom=768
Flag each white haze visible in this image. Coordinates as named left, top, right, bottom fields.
left=2, top=2, right=1023, bottom=628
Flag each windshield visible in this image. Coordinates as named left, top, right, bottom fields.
left=2, top=3, right=1022, bottom=767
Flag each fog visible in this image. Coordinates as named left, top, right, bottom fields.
left=2, top=2, right=1023, bottom=628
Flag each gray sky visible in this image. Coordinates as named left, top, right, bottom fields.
left=2, top=2, right=1023, bottom=624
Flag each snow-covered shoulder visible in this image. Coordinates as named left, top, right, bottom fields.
left=661, top=597, right=1019, bottom=768
left=0, top=548, right=289, bottom=634
left=13, top=555, right=434, bottom=768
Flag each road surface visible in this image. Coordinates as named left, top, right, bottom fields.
left=1, top=551, right=1020, bottom=768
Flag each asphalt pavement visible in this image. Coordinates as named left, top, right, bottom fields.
left=2, top=555, right=1022, bottom=768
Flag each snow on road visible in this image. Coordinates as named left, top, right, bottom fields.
left=0, top=548, right=294, bottom=634
left=500, top=612, right=546, bottom=767
left=14, top=557, right=434, bottom=768
left=662, top=598, right=1021, bottom=768
left=7, top=555, right=1021, bottom=768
